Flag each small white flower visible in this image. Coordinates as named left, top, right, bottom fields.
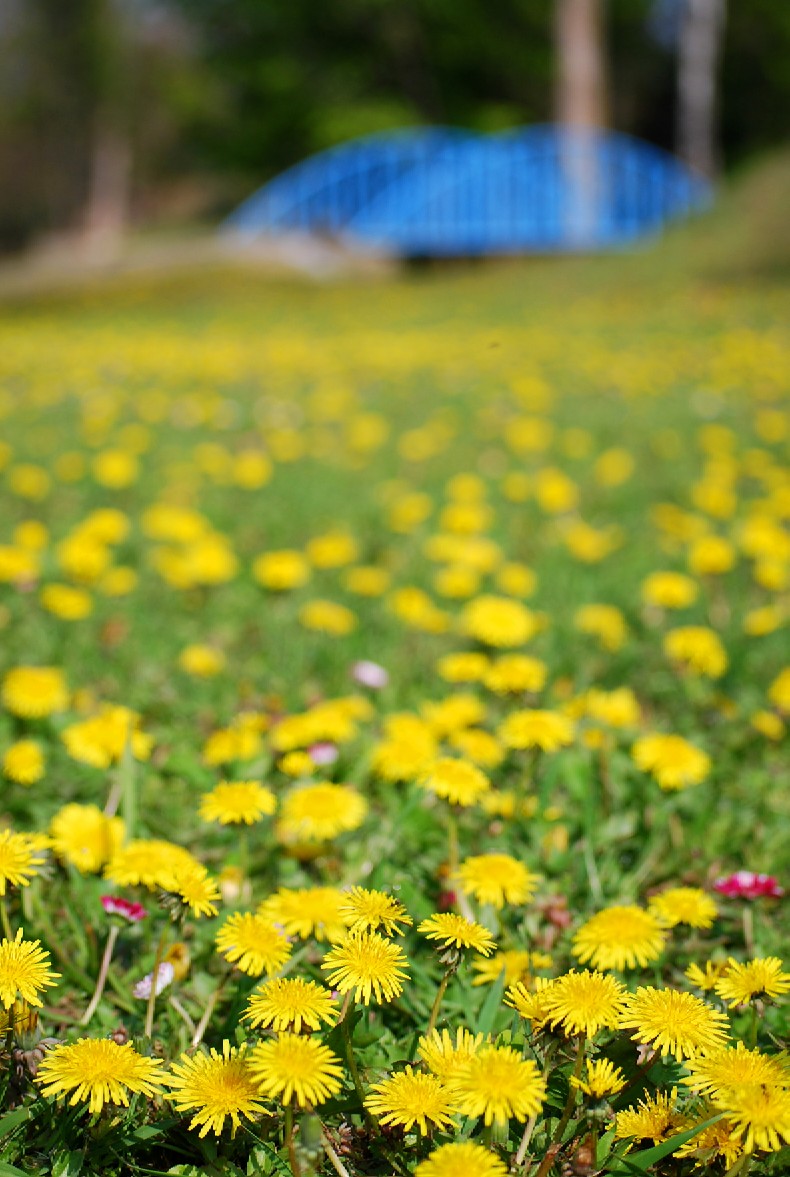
left=133, top=961, right=175, bottom=999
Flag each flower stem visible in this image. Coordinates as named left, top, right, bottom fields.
left=81, top=924, right=119, bottom=1025
left=191, top=966, right=233, bottom=1047
left=742, top=905, right=755, bottom=956
left=340, top=996, right=367, bottom=1113
left=285, top=1103, right=301, bottom=1177
left=144, top=924, right=168, bottom=1039
left=533, top=1037, right=586, bottom=1177
left=0, top=896, right=13, bottom=941
left=426, top=967, right=453, bottom=1036
left=447, top=810, right=459, bottom=878
left=322, top=1130, right=352, bottom=1177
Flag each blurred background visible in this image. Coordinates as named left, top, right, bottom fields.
left=0, top=0, right=788, bottom=266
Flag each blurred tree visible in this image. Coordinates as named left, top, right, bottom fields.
left=555, top=0, right=607, bottom=129
left=676, top=0, right=725, bottom=177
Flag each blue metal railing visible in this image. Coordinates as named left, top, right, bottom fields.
left=223, top=126, right=710, bottom=255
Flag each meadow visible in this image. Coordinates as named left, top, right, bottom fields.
left=0, top=230, right=789, bottom=1177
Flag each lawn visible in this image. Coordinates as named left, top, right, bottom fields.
left=0, top=222, right=789, bottom=1176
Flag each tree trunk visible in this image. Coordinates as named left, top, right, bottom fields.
left=555, top=0, right=607, bottom=248
left=82, top=113, right=132, bottom=260
left=677, top=0, right=726, bottom=178
left=556, top=0, right=606, bottom=130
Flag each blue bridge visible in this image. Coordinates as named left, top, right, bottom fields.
left=224, top=126, right=710, bottom=256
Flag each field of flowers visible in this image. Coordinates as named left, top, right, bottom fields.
left=0, top=259, right=789, bottom=1177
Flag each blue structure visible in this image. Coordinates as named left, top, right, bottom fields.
left=224, top=126, right=710, bottom=255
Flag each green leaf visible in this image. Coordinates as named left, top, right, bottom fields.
left=474, top=966, right=506, bottom=1037
left=52, top=1150, right=84, bottom=1177
left=607, top=1114, right=724, bottom=1173
left=0, top=1163, right=29, bottom=1177
left=0, top=1109, right=28, bottom=1141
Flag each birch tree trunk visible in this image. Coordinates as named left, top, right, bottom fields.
left=677, top=0, right=726, bottom=178
left=555, top=0, right=607, bottom=247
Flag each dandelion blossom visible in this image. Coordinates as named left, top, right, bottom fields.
left=277, top=782, right=367, bottom=843
left=572, top=1058, right=627, bottom=1099
left=37, top=1039, right=163, bottom=1114
left=3, top=740, right=44, bottom=785
left=321, top=931, right=409, bottom=1004
left=682, top=1043, right=789, bottom=1098
left=420, top=758, right=491, bottom=807
left=169, top=865, right=221, bottom=919
left=338, top=886, right=412, bottom=936
left=0, top=930, right=59, bottom=1008
left=415, top=1141, right=508, bottom=1177
left=455, top=854, right=539, bottom=909
left=714, top=957, right=790, bottom=1007
left=648, top=887, right=718, bottom=930
left=448, top=1045, right=546, bottom=1126
left=248, top=1033, right=343, bottom=1107
left=615, top=1088, right=689, bottom=1145
left=715, top=1084, right=790, bottom=1154
left=631, top=734, right=710, bottom=791
left=418, top=1028, right=486, bottom=1082
left=165, top=1041, right=267, bottom=1137
left=216, top=912, right=292, bottom=977
left=244, top=977, right=338, bottom=1033
left=365, top=1066, right=455, bottom=1134
left=199, top=781, right=276, bottom=825
left=498, top=709, right=574, bottom=752
left=260, top=886, right=350, bottom=942
left=0, top=830, right=46, bottom=895
left=540, top=969, right=629, bottom=1038
left=619, top=987, right=730, bottom=1059
left=572, top=905, right=667, bottom=971
left=418, top=913, right=496, bottom=957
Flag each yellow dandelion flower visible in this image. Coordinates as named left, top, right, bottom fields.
left=685, top=960, right=729, bottom=992
left=572, top=905, right=668, bottom=971
left=574, top=603, right=628, bottom=652
left=216, top=912, right=292, bottom=977
left=199, top=781, right=276, bottom=825
left=415, top=1141, right=509, bottom=1177
left=675, top=1114, right=745, bottom=1168
left=165, top=1041, right=267, bottom=1137
left=631, top=733, right=710, bottom=791
left=252, top=549, right=310, bottom=591
left=505, top=978, right=555, bottom=1029
left=473, top=949, right=551, bottom=987
left=62, top=705, right=153, bottom=769
left=178, top=644, right=226, bottom=677
left=615, top=1088, right=689, bottom=1145
left=321, top=931, right=410, bottom=1004
left=455, top=854, right=540, bottom=910
left=715, top=1084, right=790, bottom=1154
left=0, top=930, right=59, bottom=1008
left=642, top=571, right=698, bottom=609
left=248, top=1033, right=343, bottom=1107
left=664, top=626, right=728, bottom=678
left=437, top=652, right=491, bottom=684
left=498, top=709, right=575, bottom=752
left=299, top=599, right=356, bottom=635
left=648, top=887, right=718, bottom=930
left=243, top=977, right=338, bottom=1032
left=277, top=782, right=367, bottom=843
left=170, top=865, right=220, bottom=918
left=104, top=839, right=199, bottom=891
left=418, top=1027, right=486, bottom=1081
left=768, top=667, right=790, bottom=714
left=418, top=913, right=496, bottom=957
left=448, top=1045, right=546, bottom=1126
left=259, top=886, right=351, bottom=942
left=338, top=887, right=412, bottom=936
left=0, top=830, right=46, bottom=895
left=2, top=666, right=68, bottom=718
left=714, top=957, right=790, bottom=1007
left=462, top=595, right=539, bottom=648
left=420, top=758, right=491, bottom=807
left=49, top=804, right=124, bottom=874
left=3, top=740, right=44, bottom=785
left=572, top=1058, right=627, bottom=1099
left=37, top=1039, right=163, bottom=1114
left=619, top=987, right=730, bottom=1059
left=682, top=1043, right=789, bottom=1098
left=539, top=969, right=629, bottom=1037
left=365, top=1066, right=455, bottom=1134
left=484, top=655, right=547, bottom=695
